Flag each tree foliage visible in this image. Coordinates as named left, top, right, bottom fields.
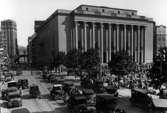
left=54, top=52, right=66, bottom=68
left=80, top=48, right=100, bottom=70
left=108, top=51, right=135, bottom=75
left=65, top=49, right=82, bottom=69
left=148, top=47, right=167, bottom=82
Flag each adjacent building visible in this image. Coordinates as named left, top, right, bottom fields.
left=28, top=5, right=155, bottom=68
left=155, top=25, right=166, bottom=55
left=1, top=19, right=18, bottom=65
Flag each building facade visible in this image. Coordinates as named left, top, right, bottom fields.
left=155, top=25, right=166, bottom=55
left=1, top=19, right=18, bottom=65
left=29, top=5, right=155, bottom=67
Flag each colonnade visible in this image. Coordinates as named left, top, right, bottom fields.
left=71, top=21, right=146, bottom=64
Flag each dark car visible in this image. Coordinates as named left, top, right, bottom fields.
left=68, top=95, right=95, bottom=113
left=105, top=85, right=118, bottom=97
left=11, top=108, right=30, bottom=113
left=96, top=93, right=117, bottom=112
left=2, top=87, right=21, bottom=100
left=7, top=92, right=22, bottom=108
left=18, top=79, right=29, bottom=89
left=130, top=88, right=153, bottom=111
left=29, top=85, right=40, bottom=98
left=50, top=84, right=64, bottom=100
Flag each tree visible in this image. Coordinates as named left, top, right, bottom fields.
left=80, top=48, right=100, bottom=70
left=53, top=52, right=66, bottom=68
left=108, top=51, right=135, bottom=76
left=65, top=49, right=82, bottom=69
left=148, top=47, right=167, bottom=83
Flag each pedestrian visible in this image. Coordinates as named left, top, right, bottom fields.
left=11, top=73, right=14, bottom=80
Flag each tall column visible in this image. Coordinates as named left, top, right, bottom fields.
left=75, top=21, right=78, bottom=49
left=138, top=26, right=140, bottom=64
left=140, top=27, right=143, bottom=64
left=70, top=28, right=73, bottom=50
left=121, top=26, right=124, bottom=51
left=113, top=25, right=116, bottom=53
left=92, top=22, right=95, bottom=48
left=81, top=24, right=84, bottom=51
left=106, top=26, right=109, bottom=63
left=84, top=22, right=87, bottom=51
left=135, top=26, right=138, bottom=63
left=90, top=24, right=92, bottom=49
left=100, top=23, right=104, bottom=64
left=116, top=24, right=119, bottom=52
left=124, top=25, right=127, bottom=52
left=109, top=24, right=112, bottom=61
left=131, top=25, right=134, bottom=61
left=143, top=27, right=145, bottom=63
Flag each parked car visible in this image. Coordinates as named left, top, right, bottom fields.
left=130, top=88, right=153, bottom=111
left=7, top=81, right=18, bottom=88
left=18, top=79, right=29, bottom=89
left=96, top=93, right=117, bottom=112
left=68, top=95, right=95, bottom=113
left=2, top=87, right=21, bottom=100
left=50, top=84, right=64, bottom=100
left=7, top=91, right=22, bottom=108
left=105, top=85, right=118, bottom=97
left=29, top=85, right=40, bottom=98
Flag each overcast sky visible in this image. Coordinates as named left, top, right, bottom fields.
left=0, top=0, right=167, bottom=47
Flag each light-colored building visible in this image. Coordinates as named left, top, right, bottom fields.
left=29, top=5, right=155, bottom=67
left=155, top=25, right=166, bottom=55
left=1, top=19, right=18, bottom=65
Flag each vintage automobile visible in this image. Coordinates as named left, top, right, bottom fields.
left=130, top=88, right=154, bottom=111
left=7, top=91, right=22, bottom=108
left=93, top=80, right=106, bottom=93
left=7, top=81, right=18, bottom=88
left=62, top=81, right=74, bottom=95
left=152, top=99, right=167, bottom=113
left=68, top=95, right=96, bottom=113
left=159, top=89, right=167, bottom=99
left=2, top=87, right=21, bottom=100
left=50, top=84, right=64, bottom=100
left=105, top=85, right=118, bottom=97
left=29, top=85, right=40, bottom=98
left=17, top=79, right=29, bottom=89
left=96, top=93, right=118, bottom=112
left=82, top=89, right=96, bottom=106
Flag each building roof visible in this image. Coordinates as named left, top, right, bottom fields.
left=78, top=4, right=137, bottom=12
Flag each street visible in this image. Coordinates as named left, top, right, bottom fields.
left=1, top=70, right=147, bottom=113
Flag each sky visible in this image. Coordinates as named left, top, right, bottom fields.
left=0, top=0, right=167, bottom=47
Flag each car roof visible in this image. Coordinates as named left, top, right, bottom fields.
left=96, top=93, right=118, bottom=100
left=152, top=99, right=167, bottom=109
left=132, top=88, right=148, bottom=94
left=11, top=108, right=30, bottom=113
left=53, top=84, right=62, bottom=87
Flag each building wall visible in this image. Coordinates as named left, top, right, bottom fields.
left=29, top=5, right=155, bottom=67
left=156, top=25, right=166, bottom=55
left=1, top=20, right=18, bottom=65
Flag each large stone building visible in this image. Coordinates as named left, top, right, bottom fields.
left=29, top=5, right=155, bottom=67
left=1, top=19, right=18, bottom=65
left=155, top=25, right=166, bottom=55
